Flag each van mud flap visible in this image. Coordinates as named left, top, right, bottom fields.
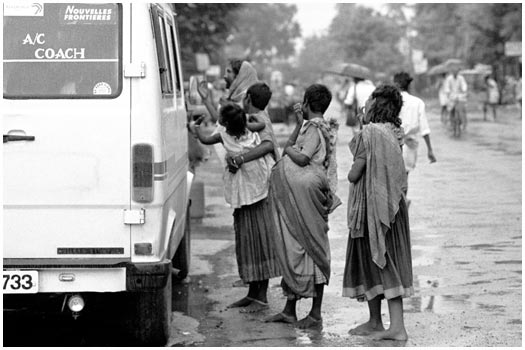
left=126, top=260, right=171, bottom=291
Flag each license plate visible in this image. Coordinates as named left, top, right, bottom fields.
left=3, top=270, right=39, bottom=294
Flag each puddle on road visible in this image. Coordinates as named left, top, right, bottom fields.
left=406, top=294, right=474, bottom=314
left=408, top=275, right=470, bottom=314
left=172, top=277, right=216, bottom=321
left=293, top=325, right=408, bottom=347
left=295, top=329, right=321, bottom=345
left=494, top=260, right=522, bottom=265
left=411, top=245, right=440, bottom=267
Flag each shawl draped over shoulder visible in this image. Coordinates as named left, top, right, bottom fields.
left=347, top=122, right=407, bottom=269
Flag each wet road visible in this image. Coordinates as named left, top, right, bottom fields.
left=3, top=100, right=521, bottom=346
left=170, top=100, right=521, bottom=347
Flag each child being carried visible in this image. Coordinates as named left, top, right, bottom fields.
left=194, top=103, right=274, bottom=208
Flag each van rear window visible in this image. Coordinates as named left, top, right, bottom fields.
left=3, top=3, right=122, bottom=99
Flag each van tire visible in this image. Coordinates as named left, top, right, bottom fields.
left=130, top=272, right=172, bottom=346
left=172, top=205, right=191, bottom=280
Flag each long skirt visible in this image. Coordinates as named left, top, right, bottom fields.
left=233, top=198, right=281, bottom=283
left=343, top=199, right=413, bottom=301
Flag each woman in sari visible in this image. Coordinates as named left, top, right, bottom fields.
left=344, top=84, right=413, bottom=341
left=198, top=60, right=259, bottom=123
left=265, top=84, right=340, bottom=329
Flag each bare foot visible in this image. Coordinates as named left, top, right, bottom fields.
left=371, top=328, right=408, bottom=341
left=349, top=321, right=385, bottom=335
left=264, top=312, right=297, bottom=324
left=227, top=297, right=253, bottom=308
left=239, top=299, right=269, bottom=313
left=296, top=315, right=322, bottom=329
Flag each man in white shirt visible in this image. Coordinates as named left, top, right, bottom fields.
left=443, top=65, right=468, bottom=134
left=344, top=77, right=375, bottom=134
left=393, top=72, right=436, bottom=202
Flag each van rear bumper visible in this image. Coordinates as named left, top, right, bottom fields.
left=3, top=258, right=172, bottom=292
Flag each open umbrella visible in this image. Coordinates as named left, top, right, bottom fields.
left=427, top=63, right=449, bottom=75
left=325, top=62, right=372, bottom=80
left=427, top=59, right=465, bottom=75
left=341, top=63, right=372, bottom=80
left=443, top=58, right=463, bottom=67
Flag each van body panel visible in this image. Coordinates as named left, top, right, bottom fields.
left=129, top=4, right=189, bottom=264
left=3, top=3, right=132, bottom=261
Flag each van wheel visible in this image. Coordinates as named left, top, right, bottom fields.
left=129, top=272, right=172, bottom=346
left=172, top=205, right=191, bottom=280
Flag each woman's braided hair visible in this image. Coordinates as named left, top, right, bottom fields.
left=365, top=84, right=403, bottom=128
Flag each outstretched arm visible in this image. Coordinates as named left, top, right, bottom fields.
left=194, top=117, right=221, bottom=145
left=195, top=127, right=221, bottom=145
left=197, top=81, right=220, bottom=123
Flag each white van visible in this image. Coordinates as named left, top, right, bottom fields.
left=3, top=3, right=192, bottom=345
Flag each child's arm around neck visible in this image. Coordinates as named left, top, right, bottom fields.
left=246, top=113, right=265, bottom=132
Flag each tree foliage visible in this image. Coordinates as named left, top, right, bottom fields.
left=463, top=3, right=522, bottom=65
left=174, top=3, right=241, bottom=73
left=227, top=4, right=301, bottom=64
left=296, top=35, right=344, bottom=85
left=412, top=3, right=470, bottom=66
left=413, top=3, right=522, bottom=68
left=295, top=4, right=407, bottom=82
left=329, top=4, right=406, bottom=74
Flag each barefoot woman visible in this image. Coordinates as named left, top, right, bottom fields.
left=344, top=84, right=413, bottom=340
left=266, top=84, right=339, bottom=329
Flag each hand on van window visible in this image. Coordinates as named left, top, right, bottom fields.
left=194, top=115, right=206, bottom=126
left=197, top=81, right=210, bottom=100
left=188, top=115, right=206, bottom=134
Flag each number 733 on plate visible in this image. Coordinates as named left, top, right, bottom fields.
left=3, top=271, right=39, bottom=294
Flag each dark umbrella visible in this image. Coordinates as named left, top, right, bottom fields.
left=325, top=62, right=372, bottom=80
left=443, top=58, right=463, bottom=67
left=427, top=63, right=449, bottom=75
left=341, top=63, right=372, bottom=80
left=427, top=59, right=465, bottom=75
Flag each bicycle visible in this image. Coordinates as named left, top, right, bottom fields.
left=449, top=103, right=462, bottom=137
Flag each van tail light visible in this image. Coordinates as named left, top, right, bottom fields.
left=132, top=144, right=154, bottom=203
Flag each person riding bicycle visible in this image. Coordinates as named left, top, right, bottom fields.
left=443, top=65, right=468, bottom=136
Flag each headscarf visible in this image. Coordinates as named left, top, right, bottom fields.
left=227, top=61, right=259, bottom=104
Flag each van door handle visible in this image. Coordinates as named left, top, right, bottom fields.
left=3, top=135, right=35, bottom=143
